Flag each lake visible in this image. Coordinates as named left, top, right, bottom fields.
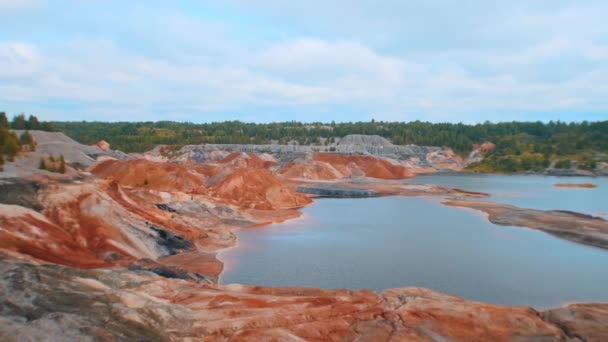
left=412, top=173, right=608, bottom=215
left=220, top=175, right=608, bottom=309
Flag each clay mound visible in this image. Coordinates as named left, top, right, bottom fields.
left=189, top=163, right=227, bottom=178
left=0, top=178, right=204, bottom=269
left=91, top=159, right=206, bottom=193
left=478, top=141, right=496, bottom=153
left=278, top=160, right=344, bottom=180
left=218, top=152, right=276, bottom=169
left=467, top=141, right=495, bottom=164
left=426, top=150, right=466, bottom=171
left=95, top=140, right=111, bottom=151
left=313, top=153, right=414, bottom=179
left=210, top=168, right=312, bottom=210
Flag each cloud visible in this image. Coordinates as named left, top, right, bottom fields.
left=257, top=39, right=404, bottom=77
left=0, top=1, right=606, bottom=122
left=0, top=42, right=40, bottom=75
left=0, top=0, right=43, bottom=12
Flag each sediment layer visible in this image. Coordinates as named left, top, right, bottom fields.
left=2, top=252, right=606, bottom=341
left=1, top=145, right=607, bottom=340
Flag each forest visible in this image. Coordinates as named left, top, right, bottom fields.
left=2, top=112, right=607, bottom=173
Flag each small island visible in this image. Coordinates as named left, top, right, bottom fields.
left=554, top=183, right=598, bottom=189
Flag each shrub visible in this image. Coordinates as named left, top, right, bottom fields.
left=554, top=159, right=571, bottom=169
left=19, top=131, right=36, bottom=152
left=39, top=154, right=67, bottom=174
left=58, top=155, right=66, bottom=174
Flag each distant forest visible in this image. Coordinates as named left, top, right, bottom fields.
left=2, top=112, right=608, bottom=173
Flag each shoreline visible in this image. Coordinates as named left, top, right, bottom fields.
left=215, top=209, right=314, bottom=285
left=212, top=181, right=607, bottom=310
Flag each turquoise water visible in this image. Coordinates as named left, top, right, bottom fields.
left=220, top=175, right=608, bottom=308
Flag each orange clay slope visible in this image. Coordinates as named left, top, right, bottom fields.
left=278, top=153, right=416, bottom=181
left=278, top=159, right=344, bottom=180
left=209, top=167, right=312, bottom=210
left=0, top=158, right=313, bottom=270
left=91, top=159, right=207, bottom=193
left=93, top=159, right=311, bottom=210
left=313, top=153, right=414, bottom=179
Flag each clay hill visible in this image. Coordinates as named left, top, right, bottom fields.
left=142, top=134, right=469, bottom=174
left=1, top=130, right=130, bottom=178
left=1, top=131, right=607, bottom=341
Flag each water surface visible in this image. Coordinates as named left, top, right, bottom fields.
left=220, top=175, right=608, bottom=308
left=411, top=173, right=608, bottom=215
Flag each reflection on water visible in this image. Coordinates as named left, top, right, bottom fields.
left=220, top=175, right=608, bottom=309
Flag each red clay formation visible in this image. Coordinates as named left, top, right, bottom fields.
left=210, top=167, right=312, bottom=210
left=91, top=159, right=207, bottom=193
left=312, top=153, right=415, bottom=179
left=1, top=150, right=607, bottom=341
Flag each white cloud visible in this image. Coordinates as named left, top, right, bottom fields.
left=257, top=38, right=404, bottom=79
left=0, top=0, right=43, bottom=12
left=0, top=42, right=40, bottom=75
left=0, top=1, right=607, bottom=122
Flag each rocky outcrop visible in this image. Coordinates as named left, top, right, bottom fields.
left=297, top=184, right=379, bottom=197
left=145, top=134, right=467, bottom=173
left=596, top=162, right=608, bottom=176
left=127, top=257, right=211, bottom=283
left=467, top=141, right=496, bottom=164
left=2, top=253, right=606, bottom=341
left=13, top=130, right=129, bottom=166
left=543, top=303, right=608, bottom=342
left=218, top=151, right=277, bottom=169
left=1, top=130, right=131, bottom=178
left=444, top=200, right=608, bottom=250
left=0, top=178, right=42, bottom=211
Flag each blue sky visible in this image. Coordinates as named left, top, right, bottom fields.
left=0, top=0, right=607, bottom=123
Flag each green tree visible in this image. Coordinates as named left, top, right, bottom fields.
left=26, top=115, right=40, bottom=130
left=0, top=128, right=21, bottom=160
left=58, top=155, right=66, bottom=174
left=11, top=114, right=27, bottom=129
left=19, top=131, right=36, bottom=151
left=0, top=112, right=8, bottom=128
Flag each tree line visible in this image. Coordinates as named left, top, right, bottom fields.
left=2, top=111, right=607, bottom=173
left=51, top=119, right=605, bottom=149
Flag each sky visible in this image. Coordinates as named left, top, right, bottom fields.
left=0, top=0, right=607, bottom=123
